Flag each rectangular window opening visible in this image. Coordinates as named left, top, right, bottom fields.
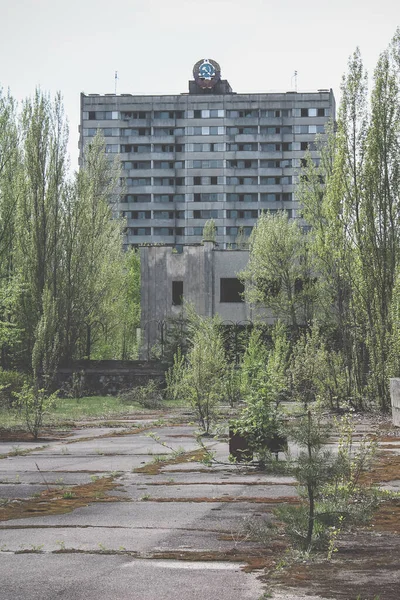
left=172, top=281, right=183, bottom=306
left=220, top=278, right=245, bottom=303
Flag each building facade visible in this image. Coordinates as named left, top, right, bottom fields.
left=79, top=59, right=335, bottom=248
left=140, top=242, right=268, bottom=356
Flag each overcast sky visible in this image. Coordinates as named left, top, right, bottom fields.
left=0, top=0, right=398, bottom=170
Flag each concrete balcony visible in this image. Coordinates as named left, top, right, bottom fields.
left=150, top=169, right=175, bottom=177
left=125, top=185, right=154, bottom=194
left=123, top=135, right=152, bottom=144
left=150, top=152, right=175, bottom=160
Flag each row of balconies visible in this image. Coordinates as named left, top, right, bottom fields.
left=126, top=213, right=294, bottom=226
left=86, top=114, right=330, bottom=128
left=123, top=167, right=295, bottom=177
left=119, top=200, right=298, bottom=213
left=125, top=184, right=294, bottom=193
left=108, top=133, right=304, bottom=145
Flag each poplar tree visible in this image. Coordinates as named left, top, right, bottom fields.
left=0, top=88, right=21, bottom=365
left=15, top=90, right=68, bottom=365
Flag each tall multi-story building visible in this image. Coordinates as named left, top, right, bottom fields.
left=79, top=59, right=335, bottom=248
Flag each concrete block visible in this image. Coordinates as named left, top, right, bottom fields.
left=389, top=378, right=400, bottom=427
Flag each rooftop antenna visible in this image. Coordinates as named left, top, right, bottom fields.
left=291, top=70, right=298, bottom=92
left=114, top=71, right=119, bottom=94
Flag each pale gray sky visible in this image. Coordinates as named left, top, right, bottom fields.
left=0, top=0, right=398, bottom=170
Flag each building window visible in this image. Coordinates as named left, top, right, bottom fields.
left=172, top=281, right=183, bottom=306
left=130, top=228, right=151, bottom=236
left=154, top=227, right=174, bottom=236
left=300, top=142, right=317, bottom=151
left=157, top=195, right=172, bottom=204
left=105, top=145, right=119, bottom=153
left=131, top=211, right=151, bottom=219
left=220, top=278, right=245, bottom=303
left=121, top=111, right=148, bottom=120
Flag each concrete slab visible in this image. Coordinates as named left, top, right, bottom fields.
left=2, top=412, right=393, bottom=600
left=0, top=441, right=50, bottom=455
left=0, top=524, right=258, bottom=554
left=0, top=471, right=105, bottom=486
left=0, top=483, right=47, bottom=499
left=121, top=481, right=297, bottom=501
left=0, top=554, right=264, bottom=600
left=131, top=471, right=297, bottom=485
left=0, top=454, right=155, bottom=473
left=1, top=499, right=271, bottom=533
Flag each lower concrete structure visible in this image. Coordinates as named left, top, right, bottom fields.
left=140, top=243, right=266, bottom=356
left=390, top=378, right=400, bottom=427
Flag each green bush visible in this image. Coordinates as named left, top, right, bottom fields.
left=13, top=384, right=58, bottom=439
left=119, top=380, right=163, bottom=409
left=0, top=370, right=27, bottom=409
left=274, top=504, right=331, bottom=550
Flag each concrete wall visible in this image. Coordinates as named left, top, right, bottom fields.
left=390, top=378, right=400, bottom=427
left=140, top=244, right=268, bottom=355
left=55, top=360, right=167, bottom=396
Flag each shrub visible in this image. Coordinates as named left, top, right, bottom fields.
left=13, top=384, right=58, bottom=439
left=119, top=380, right=163, bottom=409
left=166, top=315, right=227, bottom=434
left=0, top=370, right=27, bottom=409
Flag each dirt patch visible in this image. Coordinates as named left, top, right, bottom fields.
left=379, top=443, right=400, bottom=449
left=165, top=434, right=196, bottom=438
left=48, top=546, right=281, bottom=572
left=271, top=542, right=400, bottom=600
left=139, top=496, right=299, bottom=504
left=360, top=452, right=400, bottom=484
left=0, top=429, right=71, bottom=443
left=149, top=548, right=279, bottom=572
left=64, top=425, right=154, bottom=444
left=371, top=499, right=400, bottom=533
left=134, top=448, right=209, bottom=475
left=0, top=445, right=49, bottom=459
left=143, top=480, right=297, bottom=487
left=378, top=434, right=400, bottom=442
left=0, top=476, right=125, bottom=522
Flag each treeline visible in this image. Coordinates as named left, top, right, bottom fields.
left=242, top=29, right=400, bottom=411
left=0, top=89, right=140, bottom=378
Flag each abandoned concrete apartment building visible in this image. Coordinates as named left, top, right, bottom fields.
left=79, top=59, right=335, bottom=349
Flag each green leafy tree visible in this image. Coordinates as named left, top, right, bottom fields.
left=241, top=211, right=317, bottom=328
left=202, top=218, right=216, bottom=242
left=288, top=408, right=333, bottom=550
left=233, top=322, right=289, bottom=455
left=0, top=88, right=23, bottom=366
left=16, top=90, right=68, bottom=363
left=167, top=314, right=227, bottom=434
left=59, top=133, right=125, bottom=361
left=31, top=287, right=60, bottom=391
left=298, top=33, right=400, bottom=410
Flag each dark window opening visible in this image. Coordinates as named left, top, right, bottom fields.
left=220, top=278, right=245, bottom=303
left=88, top=111, right=96, bottom=120
left=301, top=141, right=317, bottom=151
left=172, top=281, right=183, bottom=306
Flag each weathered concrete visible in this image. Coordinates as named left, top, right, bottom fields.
left=55, top=359, right=167, bottom=395
left=390, top=378, right=400, bottom=427
left=0, top=554, right=264, bottom=600
left=1, top=412, right=398, bottom=600
left=0, top=420, right=277, bottom=600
